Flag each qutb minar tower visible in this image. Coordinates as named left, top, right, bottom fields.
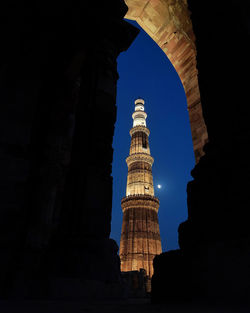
left=119, top=98, right=162, bottom=279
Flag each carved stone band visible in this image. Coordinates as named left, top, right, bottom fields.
left=130, top=126, right=150, bottom=137
left=126, top=153, right=154, bottom=166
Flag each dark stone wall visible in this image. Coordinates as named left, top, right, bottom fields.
left=1, top=0, right=249, bottom=304
left=0, top=0, right=138, bottom=299
left=152, top=0, right=250, bottom=305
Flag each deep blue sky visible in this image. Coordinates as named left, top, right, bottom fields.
left=111, top=20, right=195, bottom=252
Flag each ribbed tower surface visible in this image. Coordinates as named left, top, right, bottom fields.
left=119, top=98, right=162, bottom=279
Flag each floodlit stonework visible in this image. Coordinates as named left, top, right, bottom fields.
left=1, top=0, right=249, bottom=305
left=120, top=99, right=162, bottom=279
left=125, top=0, right=208, bottom=162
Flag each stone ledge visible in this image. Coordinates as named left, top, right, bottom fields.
left=126, top=154, right=154, bottom=166
left=130, top=126, right=150, bottom=137
left=121, top=195, right=159, bottom=212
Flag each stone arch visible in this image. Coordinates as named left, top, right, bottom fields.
left=125, top=0, right=208, bottom=163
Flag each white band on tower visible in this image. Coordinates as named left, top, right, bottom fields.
left=132, top=98, right=147, bottom=127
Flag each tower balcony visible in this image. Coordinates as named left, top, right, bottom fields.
left=126, top=153, right=154, bottom=167
left=121, top=194, right=160, bottom=213
left=129, top=125, right=150, bottom=137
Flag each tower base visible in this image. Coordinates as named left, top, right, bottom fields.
left=120, top=195, right=161, bottom=278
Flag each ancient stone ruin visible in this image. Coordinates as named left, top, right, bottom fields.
left=0, top=0, right=249, bottom=307
left=119, top=98, right=162, bottom=293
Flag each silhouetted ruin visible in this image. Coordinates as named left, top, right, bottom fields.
left=0, top=0, right=250, bottom=308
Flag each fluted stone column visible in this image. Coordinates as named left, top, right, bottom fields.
left=120, top=99, right=162, bottom=279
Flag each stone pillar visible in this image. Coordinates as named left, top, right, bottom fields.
left=152, top=0, right=250, bottom=304
left=0, top=2, right=81, bottom=297
left=179, top=0, right=250, bottom=302
left=0, top=0, right=139, bottom=299
left=46, top=3, right=140, bottom=300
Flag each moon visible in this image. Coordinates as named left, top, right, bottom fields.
left=157, top=184, right=162, bottom=189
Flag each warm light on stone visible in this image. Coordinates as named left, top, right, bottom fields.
left=119, top=99, right=162, bottom=282
left=124, top=0, right=208, bottom=163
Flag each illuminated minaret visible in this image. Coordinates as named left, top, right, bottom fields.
left=119, top=98, right=162, bottom=279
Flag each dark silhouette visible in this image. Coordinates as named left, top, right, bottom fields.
left=151, top=0, right=250, bottom=306
left=0, top=0, right=250, bottom=309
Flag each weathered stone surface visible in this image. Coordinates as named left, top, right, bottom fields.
left=125, top=0, right=208, bottom=163
left=121, top=269, right=149, bottom=298
left=120, top=100, right=162, bottom=280
left=0, top=0, right=139, bottom=299
left=152, top=0, right=250, bottom=305
left=151, top=250, right=190, bottom=303
left=120, top=197, right=161, bottom=277
left=1, top=0, right=250, bottom=306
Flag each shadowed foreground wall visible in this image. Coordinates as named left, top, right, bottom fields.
left=125, top=0, right=208, bottom=163
left=0, top=0, right=250, bottom=305
left=0, top=0, right=138, bottom=299
left=152, top=0, right=250, bottom=304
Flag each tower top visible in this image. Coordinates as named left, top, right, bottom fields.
left=135, top=98, right=144, bottom=104
left=132, top=98, right=147, bottom=127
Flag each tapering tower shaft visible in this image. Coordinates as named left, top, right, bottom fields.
left=119, top=99, right=162, bottom=278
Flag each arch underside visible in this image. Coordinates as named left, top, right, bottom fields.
left=125, top=0, right=208, bottom=163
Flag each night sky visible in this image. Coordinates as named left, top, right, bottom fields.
left=111, top=20, right=195, bottom=252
